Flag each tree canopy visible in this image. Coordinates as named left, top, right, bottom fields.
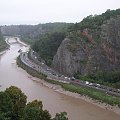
left=0, top=86, right=68, bottom=120
left=0, top=28, right=7, bottom=52
left=32, top=32, right=66, bottom=65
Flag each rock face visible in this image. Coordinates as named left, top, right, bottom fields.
left=52, top=17, right=120, bottom=76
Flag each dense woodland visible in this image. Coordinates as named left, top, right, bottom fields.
left=68, top=9, right=120, bottom=32
left=66, top=9, right=120, bottom=50
left=0, top=86, right=68, bottom=120
left=0, top=28, right=7, bottom=52
left=20, top=23, right=72, bottom=45
left=32, top=32, right=66, bottom=65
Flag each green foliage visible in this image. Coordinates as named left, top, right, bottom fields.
left=79, top=60, right=87, bottom=64
left=0, top=92, right=13, bottom=120
left=53, top=112, right=68, bottom=120
left=67, top=31, right=81, bottom=52
left=67, top=9, right=120, bottom=47
left=0, top=39, right=7, bottom=52
left=74, top=73, right=95, bottom=83
left=32, top=32, right=66, bottom=65
left=22, top=100, right=51, bottom=120
left=81, top=35, right=89, bottom=43
left=22, top=106, right=43, bottom=120
left=0, top=111, right=11, bottom=120
left=0, top=29, right=7, bottom=52
left=61, top=84, right=120, bottom=106
left=21, top=37, right=34, bottom=45
left=95, top=71, right=120, bottom=83
left=37, top=23, right=72, bottom=34
left=74, top=70, right=120, bottom=89
left=27, top=100, right=43, bottom=109
left=88, top=71, right=120, bottom=88
left=69, top=9, right=120, bottom=32
left=5, top=86, right=27, bottom=120
left=0, top=86, right=68, bottom=120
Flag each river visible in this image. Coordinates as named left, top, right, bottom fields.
left=0, top=37, right=120, bottom=120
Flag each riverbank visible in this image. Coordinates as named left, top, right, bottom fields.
left=17, top=55, right=120, bottom=116
left=28, top=75, right=120, bottom=116
left=16, top=37, right=30, bottom=47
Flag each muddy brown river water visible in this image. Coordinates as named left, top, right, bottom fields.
left=0, top=38, right=120, bottom=120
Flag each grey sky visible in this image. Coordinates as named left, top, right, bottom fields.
left=0, top=0, right=120, bottom=25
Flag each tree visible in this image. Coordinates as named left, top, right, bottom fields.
left=0, top=92, right=13, bottom=120
left=53, top=112, right=68, bottom=120
left=22, top=100, right=51, bottom=120
left=5, top=86, right=27, bottom=120
left=0, top=111, right=10, bottom=120
left=32, top=32, right=66, bottom=65
left=0, top=27, right=7, bottom=52
left=1, top=86, right=68, bottom=120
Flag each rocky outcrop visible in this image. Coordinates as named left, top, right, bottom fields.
left=52, top=38, right=79, bottom=76
left=52, top=17, right=120, bottom=76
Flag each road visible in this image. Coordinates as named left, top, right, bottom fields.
left=20, top=52, right=68, bottom=83
left=20, top=51, right=120, bottom=97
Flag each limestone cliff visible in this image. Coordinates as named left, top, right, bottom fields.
left=52, top=17, right=120, bottom=76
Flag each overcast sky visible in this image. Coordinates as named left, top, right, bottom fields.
left=0, top=0, right=120, bottom=25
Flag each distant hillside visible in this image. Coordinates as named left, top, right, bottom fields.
left=0, top=28, right=7, bottom=52
left=1, top=23, right=72, bottom=64
left=1, top=23, right=72, bottom=45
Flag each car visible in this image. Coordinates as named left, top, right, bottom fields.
left=85, top=81, right=89, bottom=85
left=89, top=83, right=93, bottom=86
left=117, top=89, right=120, bottom=93
left=68, top=78, right=71, bottom=80
left=96, top=84, right=100, bottom=87
left=47, top=68, right=50, bottom=71
left=71, top=77, right=75, bottom=81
